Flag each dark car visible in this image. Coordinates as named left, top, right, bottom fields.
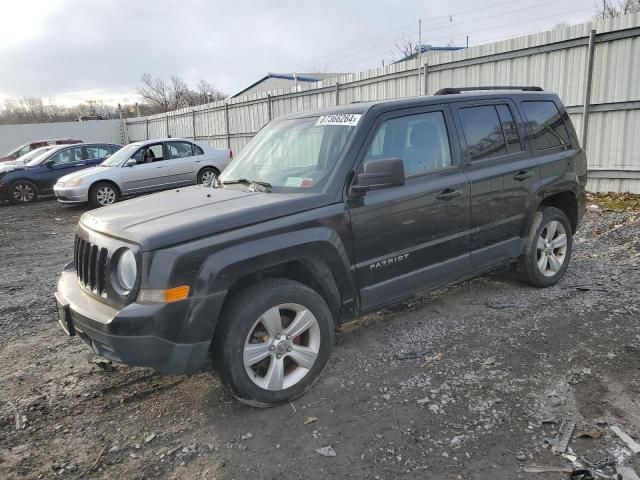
left=0, top=139, right=83, bottom=163
left=0, top=143, right=120, bottom=204
left=55, top=87, right=586, bottom=406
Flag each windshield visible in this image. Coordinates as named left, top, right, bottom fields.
left=100, top=144, right=139, bottom=167
left=219, top=114, right=360, bottom=192
left=16, top=146, right=55, bottom=165
left=5, top=143, right=28, bottom=158
left=25, top=148, right=60, bottom=166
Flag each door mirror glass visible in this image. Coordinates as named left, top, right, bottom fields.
left=124, top=159, right=137, bottom=167
left=351, top=157, right=405, bottom=196
left=44, top=159, right=55, bottom=168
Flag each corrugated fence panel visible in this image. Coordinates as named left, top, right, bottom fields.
left=0, top=119, right=122, bottom=153
left=125, top=12, right=640, bottom=193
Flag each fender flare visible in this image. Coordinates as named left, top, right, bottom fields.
left=179, top=227, right=356, bottom=343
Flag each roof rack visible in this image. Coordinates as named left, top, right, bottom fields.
left=434, top=86, right=543, bottom=95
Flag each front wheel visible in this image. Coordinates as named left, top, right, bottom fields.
left=513, top=206, right=573, bottom=287
left=9, top=181, right=38, bottom=204
left=214, top=279, right=335, bottom=407
left=89, top=182, right=118, bottom=208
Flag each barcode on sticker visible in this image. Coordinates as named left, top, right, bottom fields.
left=315, top=114, right=362, bottom=127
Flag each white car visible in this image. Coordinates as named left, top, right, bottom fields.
left=54, top=138, right=232, bottom=207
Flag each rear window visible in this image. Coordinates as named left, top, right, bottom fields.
left=521, top=101, right=570, bottom=150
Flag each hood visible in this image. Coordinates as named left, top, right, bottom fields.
left=80, top=184, right=331, bottom=251
left=0, top=163, right=27, bottom=175
left=58, top=165, right=111, bottom=183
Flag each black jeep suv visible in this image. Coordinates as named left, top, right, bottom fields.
left=56, top=87, right=586, bottom=406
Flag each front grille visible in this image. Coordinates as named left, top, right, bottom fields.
left=74, top=235, right=108, bottom=296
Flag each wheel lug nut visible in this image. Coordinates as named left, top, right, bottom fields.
left=287, top=346, right=292, bottom=352
left=269, top=345, right=275, bottom=351
left=286, top=335, right=291, bottom=340
left=276, top=334, right=281, bottom=340
left=276, top=354, right=282, bottom=358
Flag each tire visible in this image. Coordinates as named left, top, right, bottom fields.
left=89, top=182, right=119, bottom=208
left=214, top=278, right=335, bottom=407
left=197, top=167, right=218, bottom=185
left=513, top=206, right=573, bottom=287
left=8, top=180, right=38, bottom=204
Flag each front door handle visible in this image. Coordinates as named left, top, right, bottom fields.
left=513, top=170, right=533, bottom=181
left=436, top=189, right=462, bottom=201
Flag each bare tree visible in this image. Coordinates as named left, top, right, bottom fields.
left=595, top=0, right=640, bottom=19
left=392, top=34, right=420, bottom=62
left=136, top=73, right=226, bottom=113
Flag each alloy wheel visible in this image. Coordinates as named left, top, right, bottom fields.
left=536, top=220, right=568, bottom=277
left=96, top=186, right=116, bottom=205
left=200, top=169, right=217, bottom=184
left=12, top=183, right=35, bottom=203
left=243, top=303, right=321, bottom=391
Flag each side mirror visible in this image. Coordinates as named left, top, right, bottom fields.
left=44, top=160, right=55, bottom=168
left=350, top=158, right=405, bottom=196
left=124, top=159, right=137, bottom=167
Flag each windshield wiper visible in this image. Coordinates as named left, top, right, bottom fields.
left=222, top=178, right=271, bottom=192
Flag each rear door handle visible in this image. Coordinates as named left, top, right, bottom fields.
left=436, top=189, right=462, bottom=201
left=513, top=170, right=533, bottom=181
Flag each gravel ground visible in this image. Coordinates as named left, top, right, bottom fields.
left=0, top=197, right=639, bottom=480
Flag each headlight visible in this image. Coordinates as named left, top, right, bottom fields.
left=60, top=178, right=82, bottom=187
left=115, top=249, right=137, bottom=292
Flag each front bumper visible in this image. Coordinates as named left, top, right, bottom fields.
left=55, top=266, right=211, bottom=374
left=53, top=185, right=89, bottom=204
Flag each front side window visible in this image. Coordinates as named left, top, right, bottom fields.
left=521, top=101, right=570, bottom=150
left=132, top=143, right=165, bottom=163
left=167, top=141, right=195, bottom=159
left=49, top=147, right=83, bottom=165
left=364, top=111, right=452, bottom=178
left=459, top=105, right=508, bottom=161
left=220, top=115, right=358, bottom=191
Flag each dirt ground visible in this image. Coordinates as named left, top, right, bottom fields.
left=1, top=196, right=639, bottom=480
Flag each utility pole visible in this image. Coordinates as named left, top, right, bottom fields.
left=417, top=19, right=422, bottom=95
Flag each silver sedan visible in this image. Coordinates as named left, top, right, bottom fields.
left=54, top=138, right=232, bottom=207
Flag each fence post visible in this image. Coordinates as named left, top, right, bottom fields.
left=166, top=113, right=170, bottom=138
left=145, top=119, right=149, bottom=140
left=423, top=62, right=429, bottom=96
left=117, top=103, right=126, bottom=145
left=581, top=29, right=597, bottom=149
left=335, top=82, right=340, bottom=106
left=225, top=103, right=231, bottom=149
left=267, top=94, right=272, bottom=121
left=192, top=110, right=197, bottom=140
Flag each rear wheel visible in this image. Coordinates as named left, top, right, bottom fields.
left=89, top=182, right=118, bottom=208
left=197, top=167, right=218, bottom=185
left=513, top=206, right=573, bottom=287
left=214, top=278, right=335, bottom=407
left=9, top=181, right=38, bottom=204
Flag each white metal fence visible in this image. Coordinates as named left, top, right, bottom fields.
left=0, top=119, right=123, bottom=154
left=126, top=13, right=640, bottom=193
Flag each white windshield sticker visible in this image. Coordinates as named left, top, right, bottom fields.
left=315, top=114, right=362, bottom=127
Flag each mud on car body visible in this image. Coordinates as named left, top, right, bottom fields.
left=55, top=87, right=587, bottom=406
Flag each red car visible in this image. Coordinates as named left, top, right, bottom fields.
left=0, top=139, right=83, bottom=163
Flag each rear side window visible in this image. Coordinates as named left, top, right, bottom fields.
left=496, top=105, right=523, bottom=153
left=83, top=145, right=112, bottom=159
left=194, top=145, right=204, bottom=155
left=521, top=101, right=570, bottom=150
left=459, top=106, right=507, bottom=161
left=364, top=111, right=452, bottom=178
left=167, top=141, right=195, bottom=159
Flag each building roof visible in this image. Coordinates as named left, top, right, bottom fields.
left=231, top=72, right=344, bottom=98
left=394, top=44, right=466, bottom=63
